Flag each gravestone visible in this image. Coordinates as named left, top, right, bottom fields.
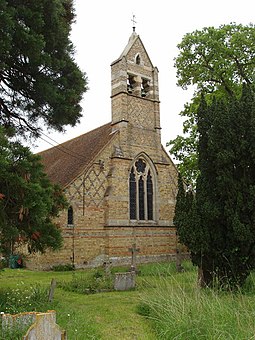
left=48, top=278, right=57, bottom=302
left=114, top=272, right=136, bottom=291
left=128, top=243, right=140, bottom=272
left=23, top=310, right=67, bottom=340
left=1, top=310, right=66, bottom=340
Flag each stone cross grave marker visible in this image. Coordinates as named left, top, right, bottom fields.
left=103, top=258, right=112, bottom=276
left=128, top=243, right=140, bottom=272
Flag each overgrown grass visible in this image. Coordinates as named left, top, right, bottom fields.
left=1, top=262, right=255, bottom=339
left=59, top=268, right=114, bottom=294
left=0, top=284, right=50, bottom=314
left=0, top=283, right=54, bottom=340
left=138, top=262, right=255, bottom=339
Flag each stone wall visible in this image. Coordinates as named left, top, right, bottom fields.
left=24, top=32, right=179, bottom=271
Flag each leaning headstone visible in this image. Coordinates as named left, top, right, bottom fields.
left=48, top=278, right=57, bottom=302
left=114, top=272, right=136, bottom=291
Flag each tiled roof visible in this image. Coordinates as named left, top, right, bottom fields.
left=38, top=122, right=116, bottom=188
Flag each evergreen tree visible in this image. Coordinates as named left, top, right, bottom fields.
left=0, top=128, right=67, bottom=256
left=190, top=85, right=255, bottom=288
left=0, top=0, right=87, bottom=137
left=0, top=1, right=86, bottom=257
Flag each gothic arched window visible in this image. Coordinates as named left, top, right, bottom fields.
left=129, top=158, right=154, bottom=221
left=67, top=206, right=74, bottom=225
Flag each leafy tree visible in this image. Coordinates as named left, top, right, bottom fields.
left=0, top=128, right=67, bottom=256
left=168, top=23, right=255, bottom=185
left=0, top=0, right=87, bottom=137
left=184, top=86, right=255, bottom=288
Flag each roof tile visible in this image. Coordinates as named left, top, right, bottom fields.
left=39, top=122, right=115, bottom=187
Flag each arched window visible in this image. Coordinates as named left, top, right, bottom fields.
left=129, top=158, right=154, bottom=221
left=127, top=74, right=135, bottom=93
left=141, top=78, right=150, bottom=97
left=135, top=54, right=141, bottom=65
left=67, top=206, right=74, bottom=225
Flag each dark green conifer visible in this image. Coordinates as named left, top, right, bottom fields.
left=187, top=85, right=255, bottom=288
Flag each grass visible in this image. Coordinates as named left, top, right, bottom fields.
left=138, top=262, right=255, bottom=339
left=1, top=262, right=255, bottom=339
left=0, top=266, right=157, bottom=339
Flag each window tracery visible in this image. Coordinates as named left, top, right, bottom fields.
left=129, top=158, right=154, bottom=221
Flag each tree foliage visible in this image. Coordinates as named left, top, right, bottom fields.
left=168, top=23, right=255, bottom=185
left=0, top=128, right=67, bottom=255
left=176, top=86, right=255, bottom=288
left=0, top=0, right=87, bottom=137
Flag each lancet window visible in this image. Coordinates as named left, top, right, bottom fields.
left=129, top=158, right=154, bottom=221
left=67, top=206, right=74, bottom=225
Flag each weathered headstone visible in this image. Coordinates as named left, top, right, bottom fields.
left=1, top=310, right=66, bottom=340
left=114, top=272, right=136, bottom=291
left=48, top=278, right=57, bottom=302
left=23, top=310, right=66, bottom=340
left=128, top=243, right=140, bottom=272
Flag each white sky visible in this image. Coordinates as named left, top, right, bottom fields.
left=34, top=0, right=255, bottom=154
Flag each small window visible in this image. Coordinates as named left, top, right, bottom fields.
left=135, top=54, right=141, bottom=65
left=67, top=206, right=74, bottom=225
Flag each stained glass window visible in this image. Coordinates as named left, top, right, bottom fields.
left=135, top=159, right=146, bottom=173
left=129, top=167, right=137, bottom=219
left=147, top=170, right=153, bottom=220
left=129, top=159, right=154, bottom=221
left=139, top=176, right=145, bottom=220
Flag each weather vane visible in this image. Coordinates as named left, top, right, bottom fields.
left=131, top=14, right=137, bottom=32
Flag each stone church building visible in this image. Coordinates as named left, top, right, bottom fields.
left=26, top=30, right=179, bottom=270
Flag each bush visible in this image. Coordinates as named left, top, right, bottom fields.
left=0, top=257, right=8, bottom=269
left=51, top=264, right=74, bottom=272
left=59, top=269, right=114, bottom=294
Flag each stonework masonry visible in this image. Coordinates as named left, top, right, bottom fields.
left=25, top=31, right=178, bottom=270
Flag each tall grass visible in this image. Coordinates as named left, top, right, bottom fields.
left=0, top=283, right=54, bottom=340
left=138, top=263, right=255, bottom=339
left=0, top=283, right=51, bottom=314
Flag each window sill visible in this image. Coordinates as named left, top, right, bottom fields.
left=129, top=220, right=157, bottom=225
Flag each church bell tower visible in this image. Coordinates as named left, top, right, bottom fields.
left=110, top=29, right=161, bottom=158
